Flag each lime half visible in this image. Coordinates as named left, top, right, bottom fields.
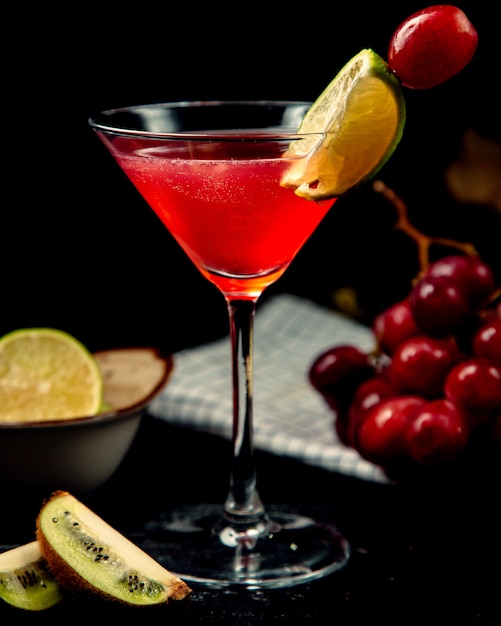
left=0, top=328, right=103, bottom=422
left=282, top=49, right=406, bottom=200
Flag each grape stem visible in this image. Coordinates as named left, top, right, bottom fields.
left=372, top=180, right=478, bottom=282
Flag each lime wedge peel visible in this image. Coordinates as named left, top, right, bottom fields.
left=0, top=328, right=103, bottom=423
left=282, top=49, right=406, bottom=200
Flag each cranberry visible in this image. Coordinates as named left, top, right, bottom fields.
left=388, top=5, right=478, bottom=89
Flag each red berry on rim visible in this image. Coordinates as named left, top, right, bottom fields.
left=388, top=5, right=478, bottom=89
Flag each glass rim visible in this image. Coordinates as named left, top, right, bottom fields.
left=88, top=100, right=318, bottom=141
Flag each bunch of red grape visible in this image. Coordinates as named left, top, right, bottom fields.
left=309, top=253, right=500, bottom=478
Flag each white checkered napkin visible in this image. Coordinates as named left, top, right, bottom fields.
left=149, top=294, right=390, bottom=484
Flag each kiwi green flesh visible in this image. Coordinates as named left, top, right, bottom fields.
left=0, top=541, right=64, bottom=611
left=36, top=491, right=191, bottom=607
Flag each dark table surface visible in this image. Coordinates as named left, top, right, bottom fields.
left=1, top=414, right=500, bottom=625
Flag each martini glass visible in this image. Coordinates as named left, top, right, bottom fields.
left=89, top=101, right=349, bottom=589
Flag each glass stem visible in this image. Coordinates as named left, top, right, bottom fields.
left=223, top=298, right=266, bottom=525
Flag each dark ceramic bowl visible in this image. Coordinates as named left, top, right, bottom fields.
left=0, top=348, right=173, bottom=495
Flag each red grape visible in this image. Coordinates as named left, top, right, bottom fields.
left=344, top=373, right=397, bottom=447
left=472, top=318, right=501, bottom=367
left=308, top=241, right=499, bottom=476
left=388, top=5, right=478, bottom=89
left=308, top=345, right=374, bottom=414
left=404, top=398, right=469, bottom=465
left=373, top=298, right=419, bottom=354
left=410, top=275, right=470, bottom=335
left=356, top=396, right=426, bottom=464
left=389, top=335, right=464, bottom=398
left=424, top=255, right=496, bottom=308
left=444, top=358, right=501, bottom=414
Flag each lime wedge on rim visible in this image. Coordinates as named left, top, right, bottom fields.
left=282, top=48, right=406, bottom=200
left=0, top=328, right=103, bottom=422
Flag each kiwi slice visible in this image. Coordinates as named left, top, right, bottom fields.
left=36, top=491, right=191, bottom=607
left=0, top=540, right=64, bottom=611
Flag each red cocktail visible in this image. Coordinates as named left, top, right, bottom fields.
left=90, top=102, right=348, bottom=589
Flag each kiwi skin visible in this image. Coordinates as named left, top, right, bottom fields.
left=36, top=490, right=192, bottom=608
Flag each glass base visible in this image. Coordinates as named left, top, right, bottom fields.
left=140, top=505, right=350, bottom=590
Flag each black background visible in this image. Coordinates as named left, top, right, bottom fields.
left=2, top=1, right=499, bottom=353
left=1, top=5, right=500, bottom=623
